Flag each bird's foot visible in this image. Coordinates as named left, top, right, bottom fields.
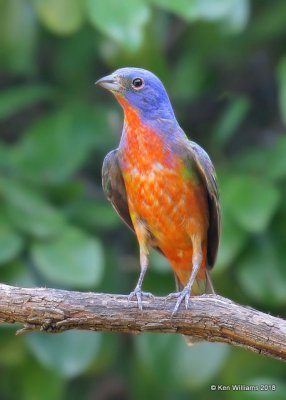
left=128, top=286, right=154, bottom=310
left=166, top=286, right=191, bottom=316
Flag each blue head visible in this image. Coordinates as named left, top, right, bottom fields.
left=96, top=67, right=176, bottom=122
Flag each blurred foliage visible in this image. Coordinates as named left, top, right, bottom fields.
left=0, top=0, right=286, bottom=399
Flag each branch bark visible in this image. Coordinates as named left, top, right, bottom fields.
left=0, top=283, right=285, bottom=362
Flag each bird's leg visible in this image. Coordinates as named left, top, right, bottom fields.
left=128, top=220, right=153, bottom=310
left=168, top=236, right=202, bottom=315
left=128, top=250, right=153, bottom=310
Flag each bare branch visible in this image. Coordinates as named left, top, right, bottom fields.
left=0, top=283, right=285, bottom=361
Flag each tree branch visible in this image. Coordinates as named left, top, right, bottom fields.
left=0, top=283, right=285, bottom=362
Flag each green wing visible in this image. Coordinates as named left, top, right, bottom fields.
left=187, top=140, right=221, bottom=269
left=102, top=149, right=134, bottom=232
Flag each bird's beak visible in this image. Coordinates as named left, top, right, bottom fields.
left=95, top=74, right=121, bottom=92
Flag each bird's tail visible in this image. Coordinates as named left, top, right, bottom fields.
left=175, top=269, right=214, bottom=346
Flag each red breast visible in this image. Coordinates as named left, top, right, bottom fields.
left=118, top=98, right=209, bottom=286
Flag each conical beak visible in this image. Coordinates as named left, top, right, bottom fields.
left=95, top=74, right=121, bottom=92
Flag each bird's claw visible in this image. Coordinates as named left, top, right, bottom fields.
left=128, top=287, right=154, bottom=310
left=166, top=287, right=191, bottom=316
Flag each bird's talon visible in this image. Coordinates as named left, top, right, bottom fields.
left=136, top=293, right=143, bottom=311
left=128, top=288, right=153, bottom=310
left=169, top=287, right=191, bottom=315
left=166, top=292, right=180, bottom=301
left=185, top=294, right=189, bottom=309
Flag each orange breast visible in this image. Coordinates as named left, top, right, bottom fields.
left=118, top=100, right=209, bottom=285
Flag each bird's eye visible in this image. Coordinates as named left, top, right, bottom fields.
left=132, top=77, right=144, bottom=90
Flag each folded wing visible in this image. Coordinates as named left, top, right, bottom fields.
left=187, top=140, right=221, bottom=269
left=102, top=149, right=134, bottom=232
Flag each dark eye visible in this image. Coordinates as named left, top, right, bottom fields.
left=132, top=77, right=144, bottom=89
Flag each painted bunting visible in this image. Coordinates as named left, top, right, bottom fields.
left=96, top=68, right=220, bottom=316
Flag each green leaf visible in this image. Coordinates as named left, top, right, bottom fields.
left=148, top=0, right=179, bottom=19
left=31, top=226, right=104, bottom=288
left=86, top=0, right=150, bottom=51
left=10, top=106, right=110, bottom=184
left=3, top=259, right=37, bottom=288
left=215, top=210, right=247, bottom=273
left=234, top=136, right=286, bottom=181
left=21, top=362, right=64, bottom=400
left=237, top=238, right=286, bottom=305
left=149, top=249, right=170, bottom=274
left=26, top=331, right=102, bottom=377
left=135, top=334, right=230, bottom=389
left=0, top=222, right=23, bottom=266
left=0, top=330, right=26, bottom=366
left=0, top=85, right=54, bottom=121
left=238, top=378, right=286, bottom=400
left=0, top=0, right=37, bottom=74
left=213, top=96, right=250, bottom=145
left=233, top=147, right=269, bottom=175
left=0, top=179, right=65, bottom=238
left=265, top=135, right=286, bottom=181
left=150, top=0, right=249, bottom=28
left=0, top=143, right=13, bottom=170
left=220, top=0, right=250, bottom=33
left=174, top=341, right=229, bottom=388
left=150, top=0, right=227, bottom=21
left=172, top=54, right=207, bottom=101
left=222, top=175, right=280, bottom=233
left=66, top=200, right=121, bottom=230
left=32, top=0, right=84, bottom=35
left=277, top=56, right=286, bottom=125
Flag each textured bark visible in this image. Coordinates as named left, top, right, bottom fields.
left=0, top=283, right=285, bottom=362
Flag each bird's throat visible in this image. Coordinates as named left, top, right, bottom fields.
left=114, top=94, right=140, bottom=127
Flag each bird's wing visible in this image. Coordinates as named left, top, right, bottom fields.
left=102, top=149, right=134, bottom=232
left=186, top=140, right=221, bottom=269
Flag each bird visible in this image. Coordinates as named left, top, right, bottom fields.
left=96, top=67, right=220, bottom=316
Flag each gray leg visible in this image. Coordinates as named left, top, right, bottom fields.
left=128, top=248, right=153, bottom=310
left=169, top=236, right=202, bottom=315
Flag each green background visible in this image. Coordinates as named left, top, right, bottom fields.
left=0, top=0, right=285, bottom=399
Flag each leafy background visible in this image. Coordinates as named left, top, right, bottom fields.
left=0, top=0, right=285, bottom=399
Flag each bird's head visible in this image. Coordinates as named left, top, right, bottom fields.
left=96, top=67, right=175, bottom=121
